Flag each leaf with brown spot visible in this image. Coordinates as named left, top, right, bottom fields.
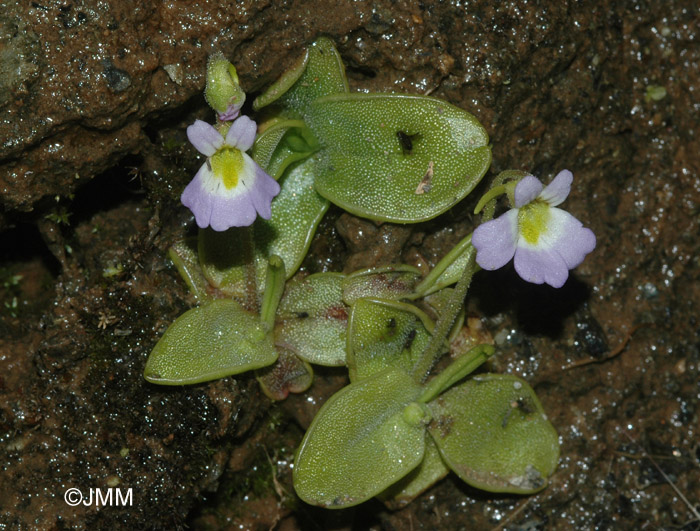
left=276, top=272, right=348, bottom=366
left=427, top=374, right=559, bottom=494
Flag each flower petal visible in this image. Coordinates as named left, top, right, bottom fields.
left=239, top=154, right=281, bottom=220
left=225, top=115, right=257, bottom=152
left=514, top=175, right=544, bottom=207
left=181, top=164, right=215, bottom=229
left=514, top=245, right=569, bottom=288
left=187, top=120, right=224, bottom=157
left=217, top=103, right=242, bottom=122
left=472, top=209, right=519, bottom=270
left=539, top=170, right=572, bottom=207
left=514, top=207, right=596, bottom=286
left=181, top=116, right=279, bottom=230
left=181, top=160, right=258, bottom=230
left=208, top=190, right=257, bottom=231
left=541, top=208, right=596, bottom=269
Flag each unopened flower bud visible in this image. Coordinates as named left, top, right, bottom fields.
left=205, top=53, right=246, bottom=121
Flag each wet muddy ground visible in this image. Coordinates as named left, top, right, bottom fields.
left=1, top=1, right=699, bottom=529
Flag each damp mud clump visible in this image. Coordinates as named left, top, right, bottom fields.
left=1, top=1, right=699, bottom=529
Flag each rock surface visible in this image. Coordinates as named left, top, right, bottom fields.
left=1, top=0, right=698, bottom=529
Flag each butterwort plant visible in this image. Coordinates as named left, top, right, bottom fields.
left=144, top=37, right=597, bottom=510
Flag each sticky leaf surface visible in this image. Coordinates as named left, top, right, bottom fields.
left=308, top=93, right=491, bottom=222
left=144, top=299, right=277, bottom=385
left=253, top=36, right=348, bottom=115
left=427, top=374, right=559, bottom=493
left=378, top=434, right=449, bottom=509
left=342, top=265, right=421, bottom=305
left=276, top=273, right=348, bottom=366
left=294, top=369, right=425, bottom=507
left=346, top=298, right=431, bottom=382
left=198, top=155, right=329, bottom=297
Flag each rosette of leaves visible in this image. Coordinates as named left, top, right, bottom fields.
left=144, top=259, right=433, bottom=398
left=293, top=345, right=560, bottom=508
left=145, top=37, right=559, bottom=509
left=293, top=235, right=560, bottom=506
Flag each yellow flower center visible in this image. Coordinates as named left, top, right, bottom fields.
left=518, top=200, right=551, bottom=244
left=210, top=147, right=244, bottom=189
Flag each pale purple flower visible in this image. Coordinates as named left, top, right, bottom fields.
left=181, top=117, right=280, bottom=231
left=472, top=170, right=596, bottom=288
left=217, top=103, right=242, bottom=122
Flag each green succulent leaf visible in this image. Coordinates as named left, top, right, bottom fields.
left=346, top=298, right=432, bottom=382
left=252, top=119, right=309, bottom=176
left=342, top=265, right=422, bottom=305
left=168, top=237, right=211, bottom=302
left=294, top=368, right=425, bottom=508
left=144, top=299, right=277, bottom=385
left=427, top=374, right=560, bottom=493
left=251, top=119, right=290, bottom=171
left=255, top=154, right=330, bottom=282
left=378, top=434, right=449, bottom=509
left=252, top=119, right=319, bottom=180
left=253, top=36, right=348, bottom=115
left=307, top=93, right=491, bottom=223
left=276, top=272, right=348, bottom=366
left=256, top=346, right=313, bottom=401
left=197, top=227, right=250, bottom=301
left=198, top=155, right=329, bottom=298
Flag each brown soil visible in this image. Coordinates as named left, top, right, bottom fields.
left=1, top=0, right=698, bottom=529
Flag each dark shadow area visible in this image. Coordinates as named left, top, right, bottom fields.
left=0, top=222, right=61, bottom=276
left=298, top=498, right=385, bottom=530
left=68, top=154, right=147, bottom=228
left=470, top=265, right=593, bottom=337
left=344, top=63, right=378, bottom=80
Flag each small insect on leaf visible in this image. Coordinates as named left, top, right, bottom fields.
left=310, top=93, right=491, bottom=223
left=397, top=130, right=420, bottom=155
